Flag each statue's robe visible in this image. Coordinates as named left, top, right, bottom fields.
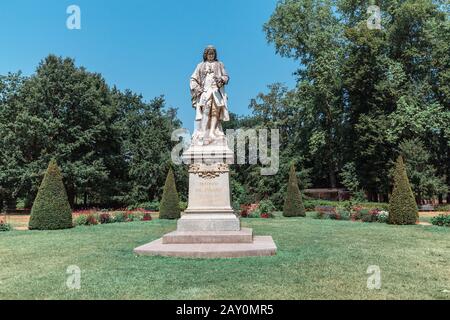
left=190, top=61, right=230, bottom=122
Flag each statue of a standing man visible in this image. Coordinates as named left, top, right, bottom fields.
left=190, top=46, right=230, bottom=145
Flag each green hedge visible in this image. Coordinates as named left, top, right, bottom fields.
left=159, top=168, right=181, bottom=220
left=303, top=199, right=389, bottom=211
left=28, top=159, right=73, bottom=230
left=283, top=164, right=306, bottom=217
left=388, top=156, right=418, bottom=225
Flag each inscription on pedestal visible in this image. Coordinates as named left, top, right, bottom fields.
left=185, top=161, right=233, bottom=212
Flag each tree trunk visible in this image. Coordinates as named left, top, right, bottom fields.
left=447, top=176, right=450, bottom=204
left=5, top=196, right=17, bottom=212
left=84, top=192, right=88, bottom=207
left=328, top=162, right=337, bottom=189
left=66, top=185, right=76, bottom=209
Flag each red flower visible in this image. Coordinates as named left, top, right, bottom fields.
left=141, top=213, right=152, bottom=221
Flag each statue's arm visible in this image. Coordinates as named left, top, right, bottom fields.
left=190, top=64, right=203, bottom=106
left=220, top=62, right=229, bottom=85
left=190, top=64, right=202, bottom=93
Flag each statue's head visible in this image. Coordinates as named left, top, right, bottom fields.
left=203, top=45, right=218, bottom=62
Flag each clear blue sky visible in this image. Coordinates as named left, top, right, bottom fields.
left=0, top=0, right=298, bottom=130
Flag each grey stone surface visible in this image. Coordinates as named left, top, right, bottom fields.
left=177, top=213, right=240, bottom=232
left=134, top=236, right=277, bottom=258
left=163, top=228, right=253, bottom=244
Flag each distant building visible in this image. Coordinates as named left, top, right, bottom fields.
left=304, top=188, right=350, bottom=201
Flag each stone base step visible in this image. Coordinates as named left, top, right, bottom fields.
left=177, top=213, right=240, bottom=232
left=134, top=236, right=277, bottom=259
left=162, top=228, right=253, bottom=244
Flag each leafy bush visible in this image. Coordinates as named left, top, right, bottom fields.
left=128, top=201, right=160, bottom=211
left=315, top=211, right=343, bottom=220
left=179, top=201, right=188, bottom=211
left=361, top=213, right=376, bottom=223
left=99, top=213, right=112, bottom=224
left=431, top=215, right=450, bottom=227
left=253, top=200, right=276, bottom=218
left=0, top=221, right=12, bottom=232
left=141, top=213, right=152, bottom=221
left=29, top=159, right=73, bottom=230
left=351, top=211, right=361, bottom=221
left=336, top=208, right=351, bottom=221
left=239, top=204, right=259, bottom=218
left=304, top=199, right=389, bottom=211
left=86, top=214, right=98, bottom=225
left=74, top=214, right=98, bottom=226
left=435, top=204, right=450, bottom=212
left=73, top=215, right=88, bottom=226
left=314, top=206, right=340, bottom=220
left=126, top=213, right=135, bottom=222
left=159, top=168, right=181, bottom=220
left=328, top=212, right=341, bottom=220
left=377, top=211, right=389, bottom=223
left=359, top=209, right=370, bottom=216
left=248, top=211, right=262, bottom=218
left=113, top=212, right=126, bottom=223
left=389, top=156, right=418, bottom=225
left=283, top=164, right=306, bottom=217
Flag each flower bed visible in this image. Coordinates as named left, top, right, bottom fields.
left=72, top=209, right=153, bottom=227
left=0, top=219, right=12, bottom=232
left=313, top=206, right=389, bottom=223
left=431, top=214, right=450, bottom=227
left=240, top=200, right=276, bottom=218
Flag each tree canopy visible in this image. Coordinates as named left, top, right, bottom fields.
left=0, top=55, right=185, bottom=209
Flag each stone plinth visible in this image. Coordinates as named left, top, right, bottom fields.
left=133, top=140, right=277, bottom=258
left=163, top=228, right=253, bottom=244
left=177, top=214, right=240, bottom=232
left=134, top=236, right=276, bottom=259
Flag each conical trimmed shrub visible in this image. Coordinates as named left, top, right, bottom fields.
left=283, top=164, right=306, bottom=217
left=388, top=156, right=418, bottom=225
left=29, top=159, right=73, bottom=230
left=159, top=168, right=181, bottom=219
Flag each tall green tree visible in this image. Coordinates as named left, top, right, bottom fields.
left=8, top=55, right=121, bottom=207
left=1, top=55, right=185, bottom=209
left=0, top=72, right=26, bottom=208
left=265, top=0, right=346, bottom=188
left=260, top=0, right=449, bottom=202
left=111, top=89, right=186, bottom=204
left=399, top=138, right=448, bottom=203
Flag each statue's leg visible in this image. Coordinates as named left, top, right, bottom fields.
left=209, top=100, right=218, bottom=140
left=214, top=106, right=225, bottom=136
left=201, top=100, right=211, bottom=137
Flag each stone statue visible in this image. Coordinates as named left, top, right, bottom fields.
left=190, top=45, right=230, bottom=145
left=133, top=47, right=277, bottom=258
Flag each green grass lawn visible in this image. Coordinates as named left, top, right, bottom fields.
left=1, top=216, right=449, bottom=300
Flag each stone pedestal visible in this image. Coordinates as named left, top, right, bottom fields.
left=134, top=140, right=277, bottom=258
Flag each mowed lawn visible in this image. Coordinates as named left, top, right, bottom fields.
left=1, top=217, right=449, bottom=300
